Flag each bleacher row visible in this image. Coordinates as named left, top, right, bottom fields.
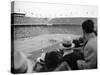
left=12, top=15, right=97, bottom=26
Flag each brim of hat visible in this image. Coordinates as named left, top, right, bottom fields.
left=60, top=43, right=75, bottom=50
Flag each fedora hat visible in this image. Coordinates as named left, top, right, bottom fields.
left=60, top=40, right=75, bottom=50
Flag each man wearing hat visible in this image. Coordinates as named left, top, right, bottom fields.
left=57, top=40, right=81, bottom=70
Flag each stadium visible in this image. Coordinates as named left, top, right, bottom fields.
left=11, top=1, right=97, bottom=73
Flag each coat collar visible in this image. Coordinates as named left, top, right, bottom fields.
left=84, top=32, right=96, bottom=43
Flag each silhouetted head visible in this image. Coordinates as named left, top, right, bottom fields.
left=82, top=19, right=94, bottom=33
left=45, top=51, right=60, bottom=70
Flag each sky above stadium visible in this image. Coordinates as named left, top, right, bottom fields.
left=11, top=1, right=97, bottom=18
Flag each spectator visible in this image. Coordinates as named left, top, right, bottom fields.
left=12, top=50, right=33, bottom=74
left=58, top=40, right=81, bottom=70
left=77, top=19, right=97, bottom=69
left=34, top=51, right=61, bottom=72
